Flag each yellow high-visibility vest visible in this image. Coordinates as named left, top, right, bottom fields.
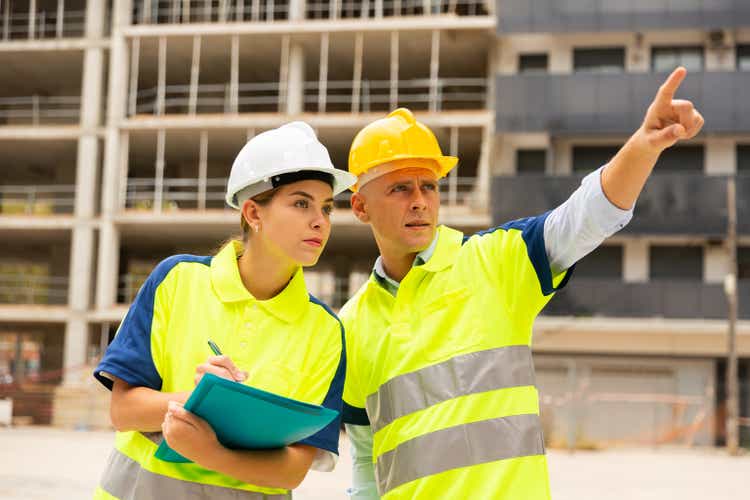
left=342, top=222, right=571, bottom=499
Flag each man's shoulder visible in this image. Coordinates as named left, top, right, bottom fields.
left=339, top=279, right=371, bottom=323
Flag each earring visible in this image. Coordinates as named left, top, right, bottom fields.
left=252, top=224, right=260, bottom=233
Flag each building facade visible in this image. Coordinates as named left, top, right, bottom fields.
left=0, top=0, right=747, bottom=446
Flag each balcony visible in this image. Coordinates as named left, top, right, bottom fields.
left=0, top=273, right=68, bottom=306
left=495, top=71, right=750, bottom=135
left=130, top=78, right=488, bottom=117
left=1, top=7, right=87, bottom=41
left=131, top=0, right=490, bottom=25
left=0, top=95, right=81, bottom=126
left=496, top=0, right=750, bottom=34
left=123, top=175, right=480, bottom=212
left=0, top=185, right=76, bottom=215
left=543, top=278, right=750, bottom=320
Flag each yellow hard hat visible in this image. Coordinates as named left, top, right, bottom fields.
left=348, top=108, right=458, bottom=190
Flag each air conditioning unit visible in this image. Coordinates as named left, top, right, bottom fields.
left=707, top=29, right=729, bottom=50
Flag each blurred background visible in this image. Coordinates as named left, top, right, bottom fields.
left=0, top=0, right=749, bottom=497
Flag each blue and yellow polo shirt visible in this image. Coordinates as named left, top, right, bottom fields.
left=94, top=240, right=345, bottom=498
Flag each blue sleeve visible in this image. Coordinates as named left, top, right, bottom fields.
left=298, top=297, right=346, bottom=454
left=93, top=256, right=193, bottom=391
left=343, top=403, right=370, bottom=426
left=470, top=212, right=574, bottom=297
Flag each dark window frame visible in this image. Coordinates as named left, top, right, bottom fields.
left=519, top=53, right=549, bottom=74
left=651, top=45, right=705, bottom=72
left=573, top=47, right=626, bottom=74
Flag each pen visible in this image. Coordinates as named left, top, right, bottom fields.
left=207, top=339, right=222, bottom=356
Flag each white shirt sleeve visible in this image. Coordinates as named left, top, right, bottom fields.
left=345, top=424, right=379, bottom=499
left=309, top=449, right=338, bottom=472
left=543, top=166, right=634, bottom=274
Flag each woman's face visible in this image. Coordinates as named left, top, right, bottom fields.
left=253, top=179, right=335, bottom=267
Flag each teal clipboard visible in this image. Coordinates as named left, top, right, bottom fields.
left=154, top=373, right=339, bottom=463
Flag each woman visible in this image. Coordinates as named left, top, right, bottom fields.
left=93, top=122, right=357, bottom=499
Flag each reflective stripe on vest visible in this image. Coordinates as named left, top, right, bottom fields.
left=99, top=448, right=291, bottom=500
left=375, top=413, right=544, bottom=495
left=366, top=345, right=535, bottom=432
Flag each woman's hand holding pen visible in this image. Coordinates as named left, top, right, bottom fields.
left=194, top=355, right=248, bottom=385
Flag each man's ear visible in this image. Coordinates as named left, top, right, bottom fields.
left=241, top=199, right=262, bottom=228
left=350, top=192, right=370, bottom=223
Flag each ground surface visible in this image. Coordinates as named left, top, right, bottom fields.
left=1, top=427, right=748, bottom=499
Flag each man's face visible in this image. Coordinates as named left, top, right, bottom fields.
left=352, top=166, right=440, bottom=255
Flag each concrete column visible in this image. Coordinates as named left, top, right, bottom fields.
left=705, top=138, right=736, bottom=175
left=64, top=0, right=106, bottom=385
left=97, top=0, right=132, bottom=312
left=550, top=139, right=572, bottom=175
left=351, top=33, right=364, bottom=113
left=491, top=135, right=514, bottom=176
left=706, top=31, right=736, bottom=72
left=549, top=40, right=572, bottom=74
left=286, top=42, right=305, bottom=115
left=288, top=0, right=306, bottom=20
left=390, top=31, right=399, bottom=109
left=318, top=34, right=329, bottom=113
left=623, top=239, right=649, bottom=283
left=475, top=124, right=493, bottom=209
left=704, top=245, right=729, bottom=284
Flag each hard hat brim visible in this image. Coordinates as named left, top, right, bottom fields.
left=226, top=166, right=357, bottom=209
left=352, top=154, right=459, bottom=192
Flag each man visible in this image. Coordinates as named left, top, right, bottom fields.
left=340, top=67, right=704, bottom=499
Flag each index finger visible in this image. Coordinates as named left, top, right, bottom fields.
left=207, top=354, right=237, bottom=370
left=655, top=66, right=687, bottom=105
left=207, top=355, right=246, bottom=381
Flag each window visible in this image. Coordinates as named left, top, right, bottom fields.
left=737, top=45, right=750, bottom=71
left=516, top=149, right=546, bottom=174
left=649, top=246, right=703, bottom=280
left=654, top=145, right=704, bottom=172
left=652, top=46, right=704, bottom=72
left=572, top=146, right=619, bottom=173
left=573, top=47, right=625, bottom=73
left=739, top=247, right=750, bottom=280
left=738, top=144, right=750, bottom=173
left=519, top=54, right=548, bottom=74
left=575, top=245, right=623, bottom=279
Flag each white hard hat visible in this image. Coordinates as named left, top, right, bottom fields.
left=226, top=122, right=357, bottom=209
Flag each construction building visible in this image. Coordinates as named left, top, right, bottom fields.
left=0, top=0, right=748, bottom=446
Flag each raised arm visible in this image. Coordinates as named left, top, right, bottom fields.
left=601, top=66, right=704, bottom=210
left=543, top=67, right=705, bottom=273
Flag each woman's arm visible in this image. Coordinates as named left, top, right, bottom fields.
left=110, top=355, right=247, bottom=432
left=110, top=377, right=190, bottom=432
left=162, top=401, right=317, bottom=490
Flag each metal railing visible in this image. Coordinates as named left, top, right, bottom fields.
left=0, top=95, right=80, bottom=125
left=0, top=274, right=68, bottom=305
left=125, top=177, right=228, bottom=211
left=130, top=0, right=488, bottom=24
left=124, top=175, right=479, bottom=211
left=132, top=0, right=289, bottom=24
left=133, top=82, right=282, bottom=115
left=131, top=77, right=486, bottom=116
left=439, top=176, right=476, bottom=206
left=306, top=0, right=489, bottom=19
left=0, top=185, right=76, bottom=215
left=305, top=77, right=487, bottom=112
left=118, top=274, right=148, bottom=304
left=0, top=8, right=86, bottom=40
